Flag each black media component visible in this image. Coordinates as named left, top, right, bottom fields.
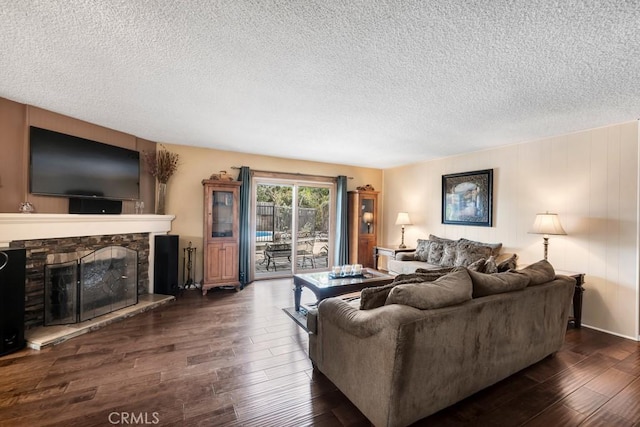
left=0, top=248, right=26, bottom=356
left=69, top=198, right=123, bottom=214
left=154, top=235, right=179, bottom=295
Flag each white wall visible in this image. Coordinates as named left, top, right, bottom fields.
left=382, top=121, right=639, bottom=340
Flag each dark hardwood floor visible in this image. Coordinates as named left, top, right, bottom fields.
left=1, top=279, right=639, bottom=426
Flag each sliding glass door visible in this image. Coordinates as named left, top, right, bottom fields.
left=253, top=177, right=333, bottom=279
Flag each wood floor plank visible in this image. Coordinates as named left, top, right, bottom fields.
left=580, top=408, right=637, bottom=427
left=584, top=367, right=637, bottom=397
left=469, top=382, right=564, bottom=427
left=523, top=401, right=587, bottom=426
left=561, top=387, right=610, bottom=415
left=1, top=281, right=639, bottom=426
left=523, top=349, right=587, bottom=383
left=614, top=350, right=640, bottom=377
left=542, top=353, right=620, bottom=395
left=593, top=376, right=640, bottom=423
left=212, top=370, right=269, bottom=394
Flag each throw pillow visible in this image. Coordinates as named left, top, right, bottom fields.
left=414, top=239, right=432, bottom=262
left=385, top=268, right=473, bottom=310
left=440, top=241, right=458, bottom=267
left=393, top=269, right=453, bottom=285
left=497, top=254, right=518, bottom=272
left=484, top=256, right=498, bottom=274
left=454, top=241, right=492, bottom=267
left=359, top=270, right=452, bottom=310
left=428, top=234, right=455, bottom=243
left=360, top=283, right=398, bottom=310
left=467, top=269, right=530, bottom=298
left=515, top=259, right=556, bottom=286
left=458, top=238, right=503, bottom=257
left=427, top=241, right=445, bottom=265
left=396, top=252, right=416, bottom=261
left=415, top=266, right=455, bottom=275
left=466, top=258, right=486, bottom=272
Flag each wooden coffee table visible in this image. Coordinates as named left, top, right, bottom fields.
left=293, top=268, right=394, bottom=312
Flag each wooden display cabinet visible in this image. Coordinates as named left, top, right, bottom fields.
left=347, top=190, right=379, bottom=268
left=202, top=179, right=242, bottom=294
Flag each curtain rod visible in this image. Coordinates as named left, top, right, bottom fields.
left=230, top=166, right=353, bottom=180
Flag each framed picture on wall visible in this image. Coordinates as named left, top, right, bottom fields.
left=442, top=169, right=493, bottom=227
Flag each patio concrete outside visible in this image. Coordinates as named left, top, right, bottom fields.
left=254, top=239, right=329, bottom=274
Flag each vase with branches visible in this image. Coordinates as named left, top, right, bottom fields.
left=143, top=146, right=179, bottom=214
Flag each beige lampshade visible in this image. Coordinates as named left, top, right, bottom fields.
left=395, top=212, right=412, bottom=226
left=530, top=212, right=566, bottom=236
left=362, top=212, right=374, bottom=224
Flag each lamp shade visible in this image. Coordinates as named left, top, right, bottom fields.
left=530, top=212, right=566, bottom=235
left=362, top=212, right=374, bottom=224
left=395, top=212, right=412, bottom=226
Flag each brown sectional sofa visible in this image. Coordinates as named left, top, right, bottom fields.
left=307, top=261, right=574, bottom=427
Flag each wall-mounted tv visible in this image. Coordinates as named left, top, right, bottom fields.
left=29, top=127, right=140, bottom=201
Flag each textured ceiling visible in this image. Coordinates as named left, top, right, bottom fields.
left=1, top=1, right=639, bottom=168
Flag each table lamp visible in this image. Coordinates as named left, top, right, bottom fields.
left=362, top=212, right=374, bottom=233
left=395, top=212, right=412, bottom=248
left=530, top=212, right=566, bottom=260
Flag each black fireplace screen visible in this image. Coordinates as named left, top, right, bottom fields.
left=44, top=246, right=138, bottom=326
left=44, top=261, right=77, bottom=325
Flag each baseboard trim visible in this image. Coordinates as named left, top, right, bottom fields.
left=579, top=323, right=638, bottom=342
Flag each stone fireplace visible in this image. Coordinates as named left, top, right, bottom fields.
left=12, top=233, right=149, bottom=329
left=0, top=213, right=174, bottom=330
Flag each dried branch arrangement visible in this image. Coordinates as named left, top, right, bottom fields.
left=143, top=147, right=179, bottom=183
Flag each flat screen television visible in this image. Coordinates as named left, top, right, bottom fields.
left=29, top=126, right=140, bottom=200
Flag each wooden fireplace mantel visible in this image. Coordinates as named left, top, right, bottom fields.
left=0, top=213, right=175, bottom=247
left=0, top=213, right=175, bottom=295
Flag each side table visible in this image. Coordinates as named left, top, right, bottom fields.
left=374, top=245, right=415, bottom=270
left=556, top=270, right=585, bottom=328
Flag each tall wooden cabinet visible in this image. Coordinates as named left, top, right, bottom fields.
left=347, top=190, right=379, bottom=268
left=202, top=179, right=242, bottom=295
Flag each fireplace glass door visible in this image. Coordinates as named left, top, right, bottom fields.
left=44, top=246, right=138, bottom=326
left=80, top=246, right=138, bottom=322
left=44, top=261, right=78, bottom=326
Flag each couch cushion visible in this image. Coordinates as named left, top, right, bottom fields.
left=440, top=241, right=458, bottom=267
left=427, top=241, right=445, bottom=264
left=415, top=266, right=456, bottom=275
left=393, top=269, right=454, bottom=284
left=360, top=283, right=398, bottom=310
left=360, top=269, right=452, bottom=310
left=396, top=252, right=416, bottom=261
left=458, top=238, right=503, bottom=257
left=515, top=259, right=556, bottom=286
left=428, top=234, right=455, bottom=243
left=385, top=268, right=473, bottom=309
left=484, top=256, right=498, bottom=274
left=414, top=239, right=432, bottom=262
left=497, top=254, right=518, bottom=272
left=454, top=241, right=492, bottom=267
left=466, top=258, right=486, bottom=272
left=468, top=269, right=530, bottom=297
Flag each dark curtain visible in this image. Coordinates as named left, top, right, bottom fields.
left=238, top=166, right=251, bottom=288
left=335, top=175, right=349, bottom=265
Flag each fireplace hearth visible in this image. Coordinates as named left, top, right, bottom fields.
left=44, top=246, right=138, bottom=326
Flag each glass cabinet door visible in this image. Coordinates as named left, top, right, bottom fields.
left=211, top=190, right=234, bottom=238
left=360, top=197, right=375, bottom=235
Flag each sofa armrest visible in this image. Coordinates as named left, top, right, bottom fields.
left=317, top=298, right=423, bottom=338
left=395, top=251, right=416, bottom=261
